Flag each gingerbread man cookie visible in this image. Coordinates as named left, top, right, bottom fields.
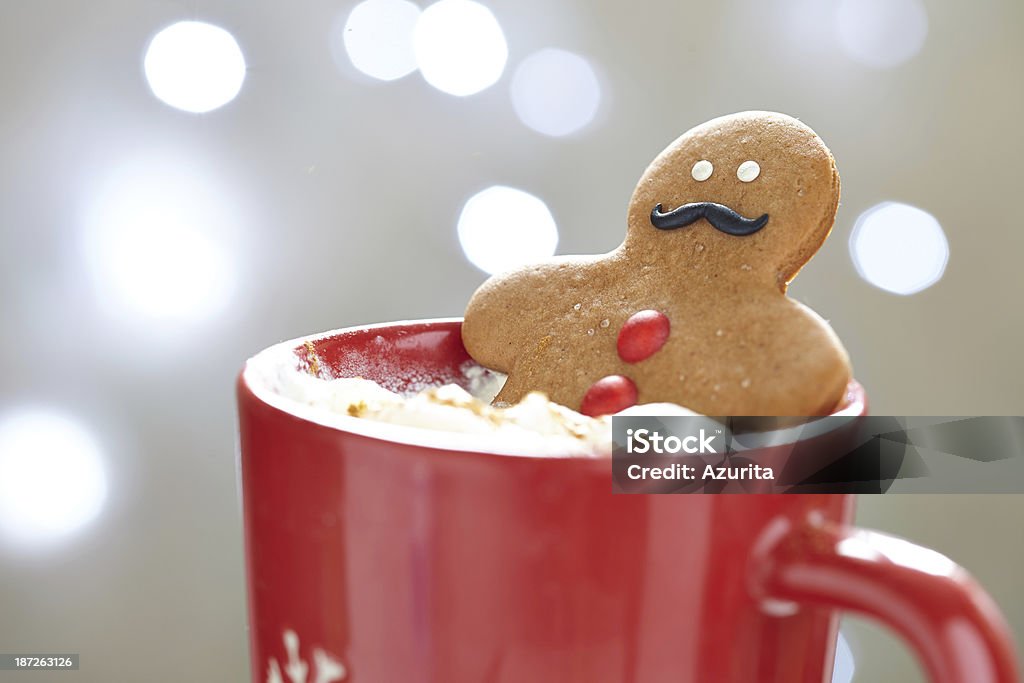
left=463, top=111, right=851, bottom=416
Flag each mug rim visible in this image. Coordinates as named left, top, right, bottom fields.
left=240, top=317, right=866, bottom=459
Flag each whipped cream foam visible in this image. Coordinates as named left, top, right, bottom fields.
left=244, top=342, right=697, bottom=457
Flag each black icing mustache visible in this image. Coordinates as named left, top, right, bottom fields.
left=650, top=202, right=769, bottom=236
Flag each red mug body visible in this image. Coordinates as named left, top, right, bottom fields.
left=238, top=319, right=1018, bottom=683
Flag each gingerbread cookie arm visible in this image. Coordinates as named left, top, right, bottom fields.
left=463, top=255, right=615, bottom=385
left=743, top=301, right=851, bottom=416
left=619, top=293, right=850, bottom=416
left=463, top=258, right=576, bottom=374
left=462, top=275, right=523, bottom=373
left=786, top=301, right=852, bottom=415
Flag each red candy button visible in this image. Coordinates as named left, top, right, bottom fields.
left=581, top=375, right=638, bottom=416
left=617, top=310, right=670, bottom=363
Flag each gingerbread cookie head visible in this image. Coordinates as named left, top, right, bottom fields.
left=463, top=111, right=850, bottom=417
left=625, top=111, right=840, bottom=289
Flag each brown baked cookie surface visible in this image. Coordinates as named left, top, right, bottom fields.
left=463, top=111, right=851, bottom=416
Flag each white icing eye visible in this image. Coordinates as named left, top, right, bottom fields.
left=737, top=160, right=760, bottom=182
left=691, top=159, right=713, bottom=182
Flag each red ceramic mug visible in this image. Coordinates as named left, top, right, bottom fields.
left=237, top=319, right=1018, bottom=683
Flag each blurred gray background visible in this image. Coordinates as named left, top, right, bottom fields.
left=1, top=0, right=1022, bottom=680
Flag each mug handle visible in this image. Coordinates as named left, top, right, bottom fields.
left=752, top=515, right=1020, bottom=683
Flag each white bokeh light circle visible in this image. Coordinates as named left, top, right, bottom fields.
left=413, top=0, right=508, bottom=96
left=82, top=155, right=239, bottom=324
left=343, top=0, right=421, bottom=81
left=144, top=21, right=246, bottom=113
left=458, top=186, right=558, bottom=274
left=835, top=0, right=928, bottom=68
left=510, top=49, right=601, bottom=137
left=0, top=409, right=108, bottom=544
left=832, top=631, right=856, bottom=683
left=89, top=216, right=234, bottom=321
left=849, top=201, right=948, bottom=295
